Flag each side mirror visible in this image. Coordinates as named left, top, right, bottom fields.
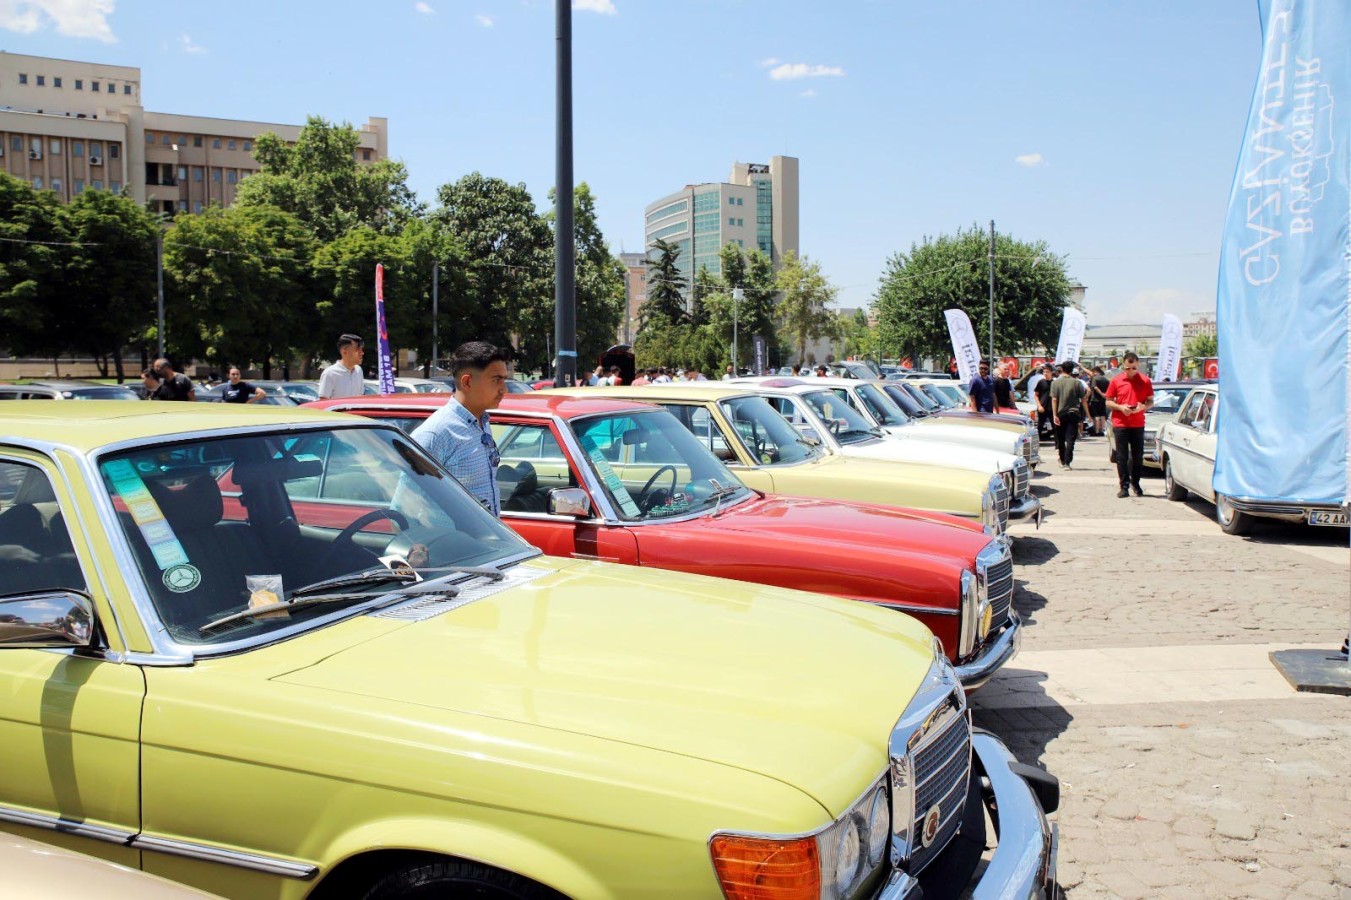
left=0, top=592, right=95, bottom=649
left=548, top=487, right=592, bottom=518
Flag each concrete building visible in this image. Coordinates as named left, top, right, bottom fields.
left=1079, top=323, right=1160, bottom=358
left=0, top=51, right=387, bottom=213
left=643, top=155, right=799, bottom=291
left=1185, top=311, right=1217, bottom=339
left=618, top=251, right=647, bottom=343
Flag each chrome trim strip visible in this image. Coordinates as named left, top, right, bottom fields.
left=0, top=805, right=135, bottom=845
left=968, top=733, right=1057, bottom=900
left=882, top=603, right=959, bottom=617
left=133, top=835, right=318, bottom=879
left=1007, top=494, right=1042, bottom=521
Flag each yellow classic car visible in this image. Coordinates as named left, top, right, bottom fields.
left=0, top=402, right=1056, bottom=899
left=544, top=384, right=1015, bottom=540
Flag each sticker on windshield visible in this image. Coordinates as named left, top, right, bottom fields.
left=163, top=564, right=201, bottom=593
left=102, top=458, right=191, bottom=570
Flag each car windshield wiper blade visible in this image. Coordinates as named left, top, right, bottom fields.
left=290, top=567, right=420, bottom=600
left=199, top=581, right=468, bottom=634
left=407, top=564, right=505, bottom=582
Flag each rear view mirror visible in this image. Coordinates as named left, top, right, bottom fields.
left=548, top=488, right=592, bottom=518
left=0, top=592, right=95, bottom=649
left=621, top=429, right=650, bottom=446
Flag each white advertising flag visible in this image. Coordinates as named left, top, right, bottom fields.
left=1155, top=314, right=1184, bottom=382
left=944, top=309, right=981, bottom=387
left=1053, top=307, right=1087, bottom=366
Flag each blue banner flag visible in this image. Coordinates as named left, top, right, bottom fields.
left=374, top=263, right=396, bottom=395
left=1214, top=0, right=1350, bottom=506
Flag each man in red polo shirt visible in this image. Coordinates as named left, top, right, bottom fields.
left=1105, top=351, right=1154, bottom=498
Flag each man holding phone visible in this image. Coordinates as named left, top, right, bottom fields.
left=1105, top=351, right=1154, bottom=498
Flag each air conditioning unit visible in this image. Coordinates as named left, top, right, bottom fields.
left=89, top=156, right=102, bottom=166
left=28, top=149, right=42, bottom=160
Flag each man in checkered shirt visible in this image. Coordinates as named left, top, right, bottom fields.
left=411, top=342, right=510, bottom=515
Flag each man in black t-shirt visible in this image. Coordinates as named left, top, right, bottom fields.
left=150, top=359, right=196, bottom=402
left=993, top=363, right=1014, bottom=411
left=221, top=367, right=265, bottom=403
left=1033, top=364, right=1054, bottom=438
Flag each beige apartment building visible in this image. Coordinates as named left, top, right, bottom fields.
left=643, top=155, right=799, bottom=291
left=0, top=51, right=386, bottom=213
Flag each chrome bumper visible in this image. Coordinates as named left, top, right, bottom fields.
left=1227, top=497, right=1350, bottom=522
left=875, top=732, right=1058, bottom=899
left=955, top=610, right=1022, bottom=690
left=1007, top=494, right=1042, bottom=521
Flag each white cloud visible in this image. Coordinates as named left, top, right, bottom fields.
left=0, top=0, right=116, bottom=42
left=758, top=57, right=780, bottom=68
left=572, top=0, right=616, bottom=13
left=476, top=12, right=492, bottom=25
left=1015, top=152, right=1046, bottom=168
left=1088, top=287, right=1211, bottom=327
left=414, top=1, right=434, bottom=13
left=799, top=88, right=817, bottom=99
left=179, top=32, right=205, bottom=54
left=768, top=62, right=845, bottom=81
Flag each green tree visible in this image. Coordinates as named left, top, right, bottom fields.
left=1184, top=333, right=1217, bottom=358
left=719, top=242, right=777, bottom=342
left=431, top=173, right=552, bottom=365
left=638, top=237, right=688, bottom=331
left=875, top=224, right=1069, bottom=361
left=236, top=116, right=422, bottom=243
left=689, top=265, right=718, bottom=327
left=164, top=204, right=316, bottom=376
left=774, top=252, right=840, bottom=363
left=544, top=183, right=627, bottom=373
left=841, top=308, right=880, bottom=360
left=61, top=189, right=159, bottom=380
left=0, top=173, right=70, bottom=360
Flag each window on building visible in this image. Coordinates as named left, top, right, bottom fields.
left=227, top=170, right=237, bottom=184
left=72, top=140, right=84, bottom=157
left=243, top=140, right=251, bottom=151
left=10, top=136, right=22, bottom=152
left=161, top=134, right=170, bottom=146
left=53, top=77, right=62, bottom=88
left=177, top=166, right=187, bottom=182
left=162, top=200, right=173, bottom=214
left=177, top=136, right=187, bottom=146
left=161, top=163, right=175, bottom=185
left=193, top=166, right=203, bottom=182
left=110, top=180, right=121, bottom=193
left=193, top=136, right=202, bottom=147
left=212, top=138, right=221, bottom=149
left=75, top=79, right=83, bottom=90
left=728, top=217, right=736, bottom=226
left=145, top=132, right=154, bottom=144
left=177, top=200, right=187, bottom=211
left=362, top=149, right=371, bottom=161
left=211, top=168, right=221, bottom=183
left=123, top=84, right=131, bottom=95
left=728, top=197, right=735, bottom=206
left=49, top=138, right=61, bottom=154
left=193, top=201, right=203, bottom=214
left=18, top=74, right=27, bottom=84
left=227, top=140, right=236, bottom=150
left=30, top=138, right=40, bottom=153
left=75, top=178, right=85, bottom=194
left=36, top=75, right=45, bottom=86
left=50, top=178, right=62, bottom=193
left=32, top=177, right=42, bottom=190
left=91, top=81, right=100, bottom=92
left=108, top=143, right=120, bottom=159
left=89, top=141, right=101, bottom=158
left=91, top=179, right=102, bottom=190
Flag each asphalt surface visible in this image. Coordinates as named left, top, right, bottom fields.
left=975, top=433, right=1351, bottom=899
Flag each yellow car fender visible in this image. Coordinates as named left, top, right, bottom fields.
left=307, top=817, right=612, bottom=900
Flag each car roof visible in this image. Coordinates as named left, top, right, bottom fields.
left=0, top=401, right=357, bottom=453
left=0, top=379, right=133, bottom=390
left=544, top=383, right=753, bottom=402
left=306, top=392, right=662, bottom=419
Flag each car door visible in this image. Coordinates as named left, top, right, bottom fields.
left=0, top=452, right=144, bottom=868
left=1190, top=392, right=1219, bottom=499
left=492, top=418, right=638, bottom=564
left=1167, top=391, right=1208, bottom=496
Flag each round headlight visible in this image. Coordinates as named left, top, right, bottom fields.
left=865, top=788, right=889, bottom=867
left=833, top=818, right=862, bottom=895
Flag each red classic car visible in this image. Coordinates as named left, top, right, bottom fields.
left=305, top=393, right=1023, bottom=689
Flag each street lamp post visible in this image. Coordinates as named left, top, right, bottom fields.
left=432, top=262, right=439, bottom=375
left=731, top=287, right=744, bottom=375
left=156, top=228, right=165, bottom=358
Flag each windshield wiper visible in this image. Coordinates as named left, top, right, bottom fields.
left=199, top=579, right=478, bottom=634
left=290, top=567, right=419, bottom=600
left=708, top=479, right=743, bottom=518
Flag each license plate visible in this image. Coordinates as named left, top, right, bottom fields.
left=1308, top=510, right=1349, bottom=526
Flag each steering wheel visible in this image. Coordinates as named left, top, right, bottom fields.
left=637, top=465, right=679, bottom=513
left=317, top=508, right=409, bottom=574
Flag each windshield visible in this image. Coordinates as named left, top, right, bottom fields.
left=928, top=383, right=966, bottom=406
left=799, top=391, right=881, bottom=444
left=881, top=383, right=928, bottom=417
left=70, top=387, right=141, bottom=400
left=568, top=410, right=750, bottom=521
left=854, top=383, right=910, bottom=426
left=1151, top=386, right=1193, bottom=415
left=905, top=383, right=942, bottom=411
left=97, top=425, right=529, bottom=645
left=709, top=396, right=821, bottom=465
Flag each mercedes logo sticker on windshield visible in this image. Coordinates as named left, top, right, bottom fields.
left=163, top=564, right=202, bottom=593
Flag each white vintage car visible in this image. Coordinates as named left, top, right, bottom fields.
left=1156, top=383, right=1350, bottom=534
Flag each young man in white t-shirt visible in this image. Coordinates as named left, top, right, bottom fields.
left=317, top=333, right=366, bottom=399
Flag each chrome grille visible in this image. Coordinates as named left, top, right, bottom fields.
left=907, top=703, right=972, bottom=874
left=1013, top=459, right=1030, bottom=499
left=992, top=480, right=1010, bottom=531
left=1020, top=435, right=1033, bottom=465
left=986, top=555, right=1015, bottom=630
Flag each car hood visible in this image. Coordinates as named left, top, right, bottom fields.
left=274, top=557, right=933, bottom=804
left=903, top=420, right=1021, bottom=454
left=706, top=492, right=988, bottom=549
left=855, top=432, right=1017, bottom=472
left=765, top=453, right=992, bottom=514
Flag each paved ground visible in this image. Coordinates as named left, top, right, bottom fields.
left=978, top=434, right=1351, bottom=899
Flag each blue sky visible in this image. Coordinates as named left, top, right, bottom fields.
left=3, top=0, right=1260, bottom=326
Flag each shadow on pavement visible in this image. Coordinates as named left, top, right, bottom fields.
left=1031, top=483, right=1059, bottom=499
left=1012, top=539, right=1058, bottom=568
left=969, top=668, right=1073, bottom=770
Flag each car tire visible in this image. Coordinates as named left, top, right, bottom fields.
left=363, top=859, right=562, bottom=900
left=1215, top=494, right=1252, bottom=536
left=1164, top=458, right=1187, bottom=501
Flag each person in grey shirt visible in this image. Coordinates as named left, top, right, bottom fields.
left=1050, top=361, right=1090, bottom=469
left=318, top=334, right=366, bottom=399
